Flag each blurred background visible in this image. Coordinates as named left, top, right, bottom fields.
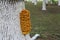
left=25, top=0, right=60, bottom=40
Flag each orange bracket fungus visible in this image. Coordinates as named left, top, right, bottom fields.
left=19, top=9, right=31, bottom=35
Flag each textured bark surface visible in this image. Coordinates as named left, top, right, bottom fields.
left=0, top=1, right=25, bottom=40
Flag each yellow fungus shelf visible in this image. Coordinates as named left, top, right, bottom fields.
left=19, top=9, right=31, bottom=35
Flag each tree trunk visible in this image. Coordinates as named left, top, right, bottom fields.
left=42, top=0, right=46, bottom=10
left=31, top=0, right=34, bottom=3
left=45, top=0, right=49, bottom=4
left=50, top=0, right=53, bottom=4
left=58, top=0, right=60, bottom=6
left=34, top=0, right=37, bottom=5
left=0, top=1, right=26, bottom=40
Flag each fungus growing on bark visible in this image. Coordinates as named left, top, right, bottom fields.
left=20, top=9, right=31, bottom=35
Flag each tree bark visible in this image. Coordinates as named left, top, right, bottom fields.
left=0, top=1, right=26, bottom=40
